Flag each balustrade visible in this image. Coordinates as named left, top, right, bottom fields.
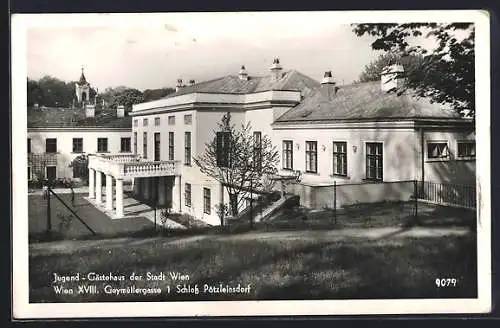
left=88, top=153, right=180, bottom=178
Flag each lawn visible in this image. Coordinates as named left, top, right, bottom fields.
left=29, top=232, right=477, bottom=303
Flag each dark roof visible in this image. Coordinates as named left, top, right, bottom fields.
left=274, top=81, right=463, bottom=123
left=27, top=107, right=132, bottom=129
left=77, top=71, right=88, bottom=86
left=163, top=69, right=320, bottom=99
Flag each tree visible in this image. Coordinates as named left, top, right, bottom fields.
left=69, top=154, right=89, bottom=184
left=357, top=53, right=424, bottom=83
left=352, top=23, right=474, bottom=117
left=100, top=86, right=144, bottom=111
left=194, top=113, right=280, bottom=219
left=143, top=87, right=176, bottom=102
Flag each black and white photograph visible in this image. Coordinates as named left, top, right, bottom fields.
left=11, top=10, right=491, bottom=318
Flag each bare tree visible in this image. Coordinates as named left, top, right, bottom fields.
left=194, top=112, right=279, bottom=217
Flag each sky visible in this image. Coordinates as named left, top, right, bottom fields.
left=26, top=12, right=437, bottom=92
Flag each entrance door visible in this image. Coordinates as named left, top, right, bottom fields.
left=46, top=166, right=56, bottom=181
left=154, top=133, right=160, bottom=161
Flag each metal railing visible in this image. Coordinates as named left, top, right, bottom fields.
left=417, top=181, right=476, bottom=209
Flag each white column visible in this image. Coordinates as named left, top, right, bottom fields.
left=115, top=178, right=124, bottom=218
left=171, top=176, right=181, bottom=212
left=88, top=168, right=95, bottom=199
left=106, top=174, right=113, bottom=211
left=95, top=171, right=102, bottom=204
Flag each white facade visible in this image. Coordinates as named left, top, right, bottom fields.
left=27, top=128, right=132, bottom=180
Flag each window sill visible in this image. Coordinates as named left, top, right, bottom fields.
left=425, top=158, right=450, bottom=163
left=184, top=164, right=192, bottom=167
left=330, top=174, right=350, bottom=180
left=362, top=178, right=384, bottom=183
left=282, top=168, right=294, bottom=171
left=303, top=171, right=319, bottom=176
left=456, top=157, right=476, bottom=161
left=97, top=151, right=110, bottom=154
left=120, top=151, right=132, bottom=153
left=71, top=151, right=84, bottom=154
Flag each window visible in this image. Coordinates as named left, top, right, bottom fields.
left=185, top=183, right=192, bottom=207
left=28, top=167, right=31, bottom=180
left=427, top=141, right=449, bottom=159
left=282, top=140, right=293, bottom=170
left=143, top=132, right=148, bottom=159
left=168, top=116, right=175, bottom=125
left=203, top=188, right=211, bottom=214
left=134, top=119, right=138, bottom=127
left=333, top=142, right=347, bottom=176
left=253, top=132, right=262, bottom=171
left=72, top=138, right=83, bottom=153
left=216, top=131, right=231, bottom=167
left=457, top=141, right=475, bottom=158
left=46, top=138, right=57, bottom=153
left=133, top=132, right=137, bottom=154
left=305, top=141, right=317, bottom=173
left=184, top=114, right=192, bottom=125
left=366, top=142, right=383, bottom=181
left=168, top=132, right=174, bottom=160
left=121, top=137, right=131, bottom=152
left=97, top=138, right=108, bottom=153
left=154, top=117, right=161, bottom=126
left=154, top=133, right=160, bottom=161
left=184, top=132, right=192, bottom=165
left=27, top=138, right=31, bottom=154
left=143, top=118, right=148, bottom=126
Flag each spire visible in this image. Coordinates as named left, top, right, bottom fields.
left=78, top=66, right=88, bottom=85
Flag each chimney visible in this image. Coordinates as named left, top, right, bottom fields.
left=85, top=103, right=95, bottom=118
left=381, top=64, right=405, bottom=92
left=117, top=105, right=125, bottom=118
left=269, top=57, right=283, bottom=81
left=189, top=79, right=196, bottom=86
left=238, top=65, right=249, bottom=81
left=320, top=71, right=337, bottom=99
left=176, top=78, right=183, bottom=92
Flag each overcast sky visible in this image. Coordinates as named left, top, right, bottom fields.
left=26, top=12, right=414, bottom=91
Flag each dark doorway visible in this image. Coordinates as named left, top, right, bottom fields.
left=46, top=166, right=56, bottom=181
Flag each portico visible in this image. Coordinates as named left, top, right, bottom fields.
left=88, top=154, right=181, bottom=218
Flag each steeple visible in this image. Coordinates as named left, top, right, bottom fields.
left=78, top=66, right=88, bottom=86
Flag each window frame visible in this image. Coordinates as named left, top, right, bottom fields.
left=143, top=118, right=148, bottom=126
left=282, top=140, right=294, bottom=170
left=305, top=141, right=318, bottom=173
left=457, top=140, right=475, bottom=159
left=168, top=115, right=175, bottom=125
left=365, top=142, right=383, bottom=181
left=426, top=140, right=450, bottom=161
left=134, top=119, right=138, bottom=127
left=168, top=132, right=174, bottom=160
left=154, top=117, right=161, bottom=126
left=203, top=187, right=211, bottom=215
left=97, top=138, right=108, bottom=153
left=185, top=183, right=192, bottom=208
left=184, top=114, right=192, bottom=125
left=45, top=138, right=57, bottom=153
left=143, top=132, right=148, bottom=159
left=133, top=132, right=137, bottom=154
left=27, top=138, right=31, bottom=154
left=184, top=131, right=192, bottom=166
left=154, top=132, right=161, bottom=161
left=332, top=141, right=347, bottom=177
left=120, top=137, right=131, bottom=153
left=216, top=131, right=231, bottom=168
left=72, top=138, right=83, bottom=153
left=253, top=131, right=262, bottom=171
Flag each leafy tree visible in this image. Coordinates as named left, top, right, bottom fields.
left=352, top=23, right=474, bottom=117
left=27, top=78, right=44, bottom=107
left=27, top=76, right=98, bottom=108
left=100, top=86, right=144, bottom=111
left=194, top=113, right=279, bottom=221
left=69, top=154, right=89, bottom=184
left=357, top=53, right=424, bottom=83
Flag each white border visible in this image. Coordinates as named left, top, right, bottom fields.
left=11, top=10, right=491, bottom=318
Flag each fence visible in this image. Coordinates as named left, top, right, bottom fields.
left=417, top=181, right=476, bottom=210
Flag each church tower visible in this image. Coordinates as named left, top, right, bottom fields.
left=75, top=67, right=91, bottom=106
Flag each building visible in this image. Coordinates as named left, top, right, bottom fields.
left=27, top=70, right=132, bottom=183
left=272, top=66, right=475, bottom=208
left=88, top=59, right=319, bottom=223
left=87, top=60, right=475, bottom=223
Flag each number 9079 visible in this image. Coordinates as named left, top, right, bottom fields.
left=435, top=278, right=458, bottom=287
